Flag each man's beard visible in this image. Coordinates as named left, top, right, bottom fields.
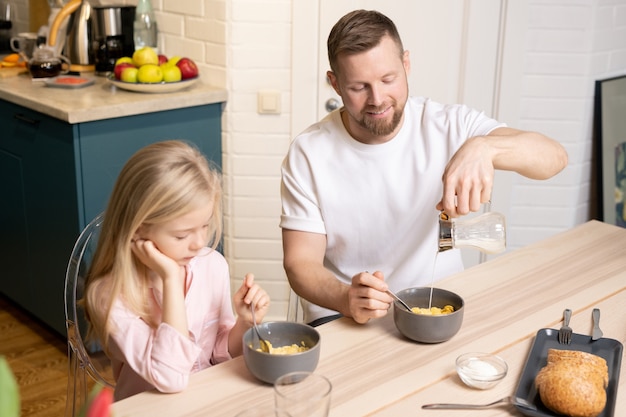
left=358, top=102, right=404, bottom=137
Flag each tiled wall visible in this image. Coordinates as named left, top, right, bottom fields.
left=509, top=0, right=626, bottom=250
left=12, top=0, right=626, bottom=320
left=220, top=0, right=293, bottom=319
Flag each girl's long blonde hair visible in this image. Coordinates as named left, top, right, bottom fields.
left=83, top=140, right=222, bottom=350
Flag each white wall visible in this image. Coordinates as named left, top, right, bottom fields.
left=14, top=0, right=626, bottom=320
left=219, top=0, right=626, bottom=320
left=507, top=0, right=626, bottom=250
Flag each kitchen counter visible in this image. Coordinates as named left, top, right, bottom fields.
left=0, top=72, right=227, bottom=123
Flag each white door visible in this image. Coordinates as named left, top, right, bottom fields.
left=291, top=0, right=523, bottom=267
left=293, top=0, right=504, bottom=135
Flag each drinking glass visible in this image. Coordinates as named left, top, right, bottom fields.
left=274, top=372, right=331, bottom=417
left=0, top=1, right=12, bottom=52
left=0, top=2, right=10, bottom=22
left=233, top=406, right=274, bottom=417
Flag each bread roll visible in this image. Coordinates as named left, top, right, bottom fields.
left=535, top=349, right=608, bottom=417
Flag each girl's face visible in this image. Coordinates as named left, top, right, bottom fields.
left=140, top=203, right=214, bottom=266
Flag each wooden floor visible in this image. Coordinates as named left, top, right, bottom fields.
left=0, top=294, right=69, bottom=417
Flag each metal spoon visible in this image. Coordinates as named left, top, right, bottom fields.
left=364, top=270, right=413, bottom=313
left=386, top=289, right=413, bottom=312
left=251, top=301, right=271, bottom=353
left=422, top=396, right=536, bottom=410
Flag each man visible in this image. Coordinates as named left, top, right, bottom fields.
left=280, top=10, right=568, bottom=326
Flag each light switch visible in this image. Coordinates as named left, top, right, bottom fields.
left=257, top=90, right=281, bottom=114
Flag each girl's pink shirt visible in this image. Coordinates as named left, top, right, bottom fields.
left=106, top=248, right=235, bottom=401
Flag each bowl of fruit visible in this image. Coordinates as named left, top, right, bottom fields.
left=108, top=47, right=199, bottom=93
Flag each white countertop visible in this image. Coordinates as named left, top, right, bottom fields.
left=0, top=72, right=228, bottom=124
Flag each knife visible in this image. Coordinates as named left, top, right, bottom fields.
left=592, top=308, right=603, bottom=340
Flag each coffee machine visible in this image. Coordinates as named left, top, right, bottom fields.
left=92, top=5, right=135, bottom=74
left=49, top=1, right=135, bottom=73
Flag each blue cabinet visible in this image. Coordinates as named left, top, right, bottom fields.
left=0, top=99, right=223, bottom=335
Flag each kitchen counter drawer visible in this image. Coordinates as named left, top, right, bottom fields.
left=1, top=101, right=79, bottom=326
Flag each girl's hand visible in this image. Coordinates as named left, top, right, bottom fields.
left=233, top=273, right=270, bottom=327
left=131, top=238, right=180, bottom=281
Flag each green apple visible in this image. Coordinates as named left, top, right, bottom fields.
left=161, top=64, right=182, bottom=82
left=137, top=64, right=163, bottom=83
left=132, top=47, right=159, bottom=67
left=120, top=67, right=138, bottom=83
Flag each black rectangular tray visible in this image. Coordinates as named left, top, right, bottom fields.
left=514, top=328, right=623, bottom=417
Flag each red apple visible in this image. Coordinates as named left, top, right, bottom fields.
left=176, top=57, right=199, bottom=80
left=158, top=54, right=168, bottom=65
left=114, top=62, right=136, bottom=80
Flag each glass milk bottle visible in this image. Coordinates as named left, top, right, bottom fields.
left=438, top=211, right=506, bottom=254
left=133, top=0, right=158, bottom=53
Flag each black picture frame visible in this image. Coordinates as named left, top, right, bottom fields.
left=594, top=75, right=626, bottom=228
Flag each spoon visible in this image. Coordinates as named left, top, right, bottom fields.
left=422, top=396, right=536, bottom=410
left=364, top=270, right=413, bottom=313
left=386, top=289, right=413, bottom=313
left=251, top=301, right=271, bottom=353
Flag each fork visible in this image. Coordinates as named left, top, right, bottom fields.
left=558, top=308, right=573, bottom=344
left=592, top=308, right=603, bottom=340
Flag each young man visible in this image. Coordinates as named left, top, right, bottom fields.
left=280, top=10, right=568, bottom=326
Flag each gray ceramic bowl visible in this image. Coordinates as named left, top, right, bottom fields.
left=242, top=321, right=321, bottom=384
left=393, top=287, right=464, bottom=343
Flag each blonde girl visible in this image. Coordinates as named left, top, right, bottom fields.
left=84, top=140, right=269, bottom=401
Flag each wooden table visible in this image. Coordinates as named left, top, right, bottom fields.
left=111, top=220, right=626, bottom=416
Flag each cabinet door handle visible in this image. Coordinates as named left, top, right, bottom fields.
left=13, top=113, right=40, bottom=127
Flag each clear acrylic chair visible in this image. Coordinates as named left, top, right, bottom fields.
left=64, top=213, right=115, bottom=417
left=286, top=288, right=304, bottom=323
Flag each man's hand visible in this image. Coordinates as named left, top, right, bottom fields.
left=436, top=136, right=494, bottom=217
left=347, top=271, right=394, bottom=323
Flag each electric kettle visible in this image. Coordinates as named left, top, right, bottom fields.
left=48, top=0, right=94, bottom=72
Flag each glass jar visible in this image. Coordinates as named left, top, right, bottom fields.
left=28, top=46, right=70, bottom=78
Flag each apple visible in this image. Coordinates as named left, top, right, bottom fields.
left=132, top=47, right=159, bottom=67
left=158, top=54, right=168, bottom=65
left=176, top=57, right=199, bottom=80
left=114, top=62, right=136, bottom=80
left=120, top=67, right=138, bottom=83
left=161, top=64, right=182, bottom=82
left=115, top=56, right=134, bottom=66
left=167, top=56, right=181, bottom=66
left=137, top=64, right=163, bottom=83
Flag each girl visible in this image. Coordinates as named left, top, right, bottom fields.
left=83, top=140, right=270, bottom=401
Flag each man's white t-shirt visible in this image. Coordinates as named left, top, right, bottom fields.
left=280, top=97, right=504, bottom=323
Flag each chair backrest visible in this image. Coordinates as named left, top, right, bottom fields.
left=64, top=213, right=114, bottom=417
left=286, top=288, right=304, bottom=323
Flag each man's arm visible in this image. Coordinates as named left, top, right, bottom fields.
left=282, top=229, right=392, bottom=324
left=438, top=127, right=568, bottom=216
